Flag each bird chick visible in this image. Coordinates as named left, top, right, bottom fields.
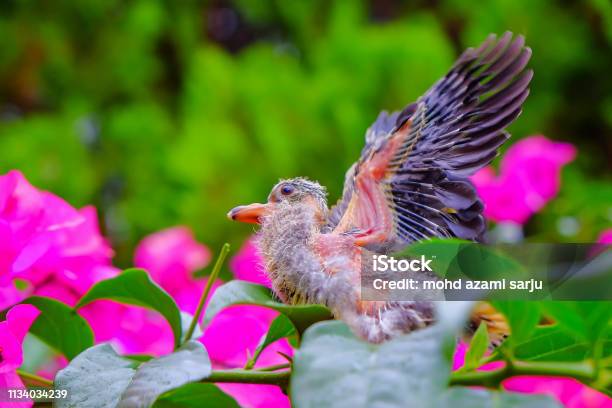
left=229, top=32, right=529, bottom=344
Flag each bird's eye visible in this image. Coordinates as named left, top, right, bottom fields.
left=280, top=184, right=294, bottom=195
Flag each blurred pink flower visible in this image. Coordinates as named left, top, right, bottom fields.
left=0, top=304, right=40, bottom=408
left=597, top=229, right=612, bottom=244
left=202, top=306, right=292, bottom=408
left=134, top=226, right=211, bottom=295
left=0, top=282, right=24, bottom=311
left=453, top=342, right=611, bottom=407
left=202, top=305, right=293, bottom=368
left=133, top=232, right=291, bottom=406
left=471, top=136, right=576, bottom=224
left=53, top=225, right=219, bottom=358
left=230, top=238, right=271, bottom=288
left=471, top=167, right=534, bottom=224
left=109, top=307, right=175, bottom=356
left=197, top=238, right=291, bottom=407
left=90, top=226, right=216, bottom=356
left=171, top=279, right=222, bottom=316
left=217, top=383, right=290, bottom=408
left=36, top=356, right=68, bottom=381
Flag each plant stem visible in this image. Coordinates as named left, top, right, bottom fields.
left=204, top=369, right=290, bottom=387
left=450, top=360, right=595, bottom=388
left=184, top=243, right=230, bottom=343
left=17, top=366, right=292, bottom=389
left=17, top=370, right=53, bottom=387
left=256, top=363, right=291, bottom=372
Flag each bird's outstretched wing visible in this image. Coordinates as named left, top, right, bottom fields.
left=328, top=32, right=532, bottom=250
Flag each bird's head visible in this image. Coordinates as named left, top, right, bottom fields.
left=227, top=177, right=327, bottom=225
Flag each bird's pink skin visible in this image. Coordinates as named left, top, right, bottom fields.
left=337, top=120, right=412, bottom=247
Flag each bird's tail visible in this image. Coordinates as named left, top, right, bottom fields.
left=465, top=301, right=509, bottom=348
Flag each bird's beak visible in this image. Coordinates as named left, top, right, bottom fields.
left=227, top=203, right=269, bottom=224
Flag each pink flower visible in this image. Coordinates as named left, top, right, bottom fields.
left=0, top=171, right=183, bottom=360
left=504, top=377, right=611, bottom=408
left=133, top=225, right=218, bottom=321
left=108, top=307, right=175, bottom=356
left=0, top=304, right=40, bottom=408
left=230, top=238, right=272, bottom=288
left=0, top=171, right=164, bottom=364
left=0, top=170, right=49, bottom=283
left=202, top=306, right=292, bottom=408
left=79, top=226, right=216, bottom=356
left=0, top=170, right=115, bottom=304
left=471, top=136, right=576, bottom=224
left=134, top=226, right=211, bottom=296
left=202, top=305, right=293, bottom=368
left=0, top=170, right=127, bottom=360
left=471, top=167, right=534, bottom=224
left=80, top=298, right=177, bottom=357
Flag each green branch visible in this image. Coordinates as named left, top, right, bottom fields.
left=256, top=363, right=291, bottom=372
left=203, top=369, right=290, bottom=387
left=450, top=360, right=595, bottom=388
left=21, top=367, right=291, bottom=389
left=21, top=358, right=601, bottom=395
left=184, top=243, right=230, bottom=343
left=17, top=370, right=53, bottom=387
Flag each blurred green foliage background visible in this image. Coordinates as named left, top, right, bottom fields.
left=1, top=0, right=611, bottom=267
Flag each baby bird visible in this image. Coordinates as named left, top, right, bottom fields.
left=228, top=32, right=531, bottom=344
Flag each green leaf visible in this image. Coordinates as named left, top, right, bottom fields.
left=450, top=244, right=527, bottom=283
left=246, top=314, right=296, bottom=369
left=20, top=334, right=56, bottom=372
left=398, top=238, right=465, bottom=277
left=540, top=302, right=612, bottom=366
left=507, top=320, right=612, bottom=367
left=291, top=320, right=451, bottom=408
left=511, top=325, right=590, bottom=362
left=118, top=340, right=212, bottom=407
left=153, top=383, right=240, bottom=408
left=75, top=268, right=183, bottom=348
left=541, top=302, right=588, bottom=340
left=203, top=281, right=332, bottom=334
left=543, top=301, right=611, bottom=344
left=291, top=320, right=561, bottom=408
left=491, top=301, right=540, bottom=346
left=462, top=322, right=489, bottom=372
left=54, top=344, right=136, bottom=408
left=399, top=240, right=527, bottom=283
left=21, top=296, right=94, bottom=360
left=55, top=341, right=212, bottom=408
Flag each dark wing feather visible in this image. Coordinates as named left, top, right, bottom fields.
left=328, top=32, right=532, bottom=247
